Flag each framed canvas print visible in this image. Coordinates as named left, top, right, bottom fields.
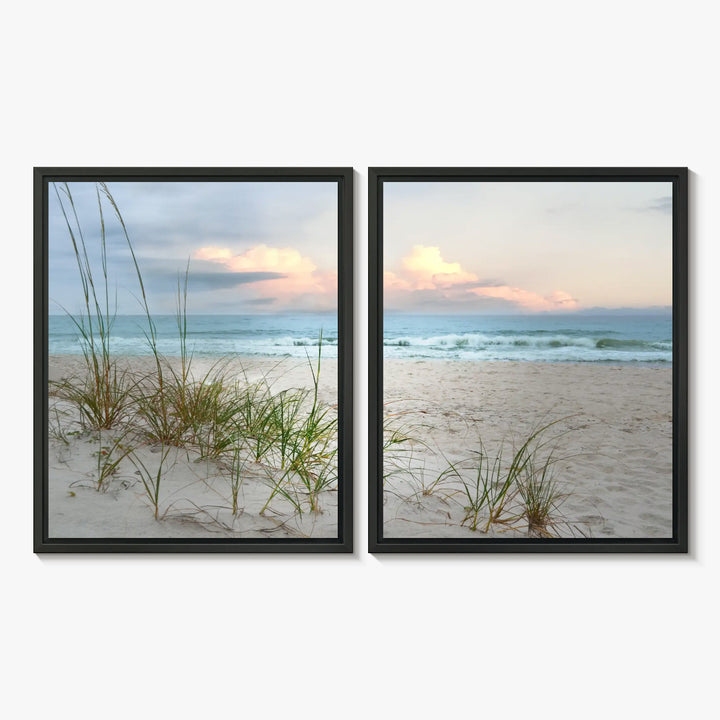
left=35, top=167, right=353, bottom=552
left=369, top=167, right=687, bottom=552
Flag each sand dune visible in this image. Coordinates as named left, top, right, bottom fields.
left=46, top=355, right=339, bottom=540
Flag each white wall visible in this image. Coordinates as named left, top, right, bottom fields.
left=2, top=2, right=717, bottom=718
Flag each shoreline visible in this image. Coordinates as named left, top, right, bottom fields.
left=48, top=353, right=670, bottom=369
left=383, top=356, right=671, bottom=367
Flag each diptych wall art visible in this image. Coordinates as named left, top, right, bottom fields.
left=35, top=165, right=688, bottom=554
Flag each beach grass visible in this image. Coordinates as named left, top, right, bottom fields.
left=228, top=441, right=247, bottom=515
left=94, top=428, right=134, bottom=492
left=48, top=406, right=71, bottom=446
left=454, top=420, right=571, bottom=534
left=382, top=405, right=576, bottom=536
left=51, top=182, right=133, bottom=430
left=259, top=334, right=339, bottom=515
left=128, top=443, right=172, bottom=520
left=382, top=407, right=429, bottom=488
left=517, top=452, right=568, bottom=537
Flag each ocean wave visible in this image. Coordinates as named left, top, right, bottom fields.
left=383, top=333, right=671, bottom=352
left=48, top=334, right=340, bottom=359
left=381, top=331, right=672, bottom=364
left=287, top=336, right=338, bottom=347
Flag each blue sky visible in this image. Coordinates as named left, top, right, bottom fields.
left=48, top=181, right=338, bottom=315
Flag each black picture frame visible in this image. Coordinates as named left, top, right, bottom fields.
left=35, top=167, right=353, bottom=553
left=369, top=167, right=688, bottom=553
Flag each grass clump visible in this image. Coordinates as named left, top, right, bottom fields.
left=290, top=333, right=338, bottom=511
left=260, top=334, right=338, bottom=515
left=94, top=428, right=133, bottom=491
left=517, top=452, right=568, bottom=537
left=382, top=406, right=429, bottom=490
left=236, top=380, right=277, bottom=463
left=411, top=419, right=572, bottom=536
left=51, top=182, right=133, bottom=430
left=459, top=420, right=569, bottom=534
left=228, top=442, right=247, bottom=516
left=53, top=369, right=132, bottom=431
left=128, top=444, right=172, bottom=520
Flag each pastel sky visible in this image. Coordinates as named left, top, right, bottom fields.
left=384, top=181, right=673, bottom=314
left=48, top=181, right=338, bottom=315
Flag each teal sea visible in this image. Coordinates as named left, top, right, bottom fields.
left=49, top=312, right=672, bottom=364
left=383, top=313, right=672, bottom=364
left=49, top=313, right=339, bottom=359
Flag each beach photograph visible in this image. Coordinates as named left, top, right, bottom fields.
left=379, top=178, right=676, bottom=541
left=44, top=175, right=347, bottom=542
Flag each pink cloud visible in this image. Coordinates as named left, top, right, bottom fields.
left=400, top=245, right=478, bottom=290
left=471, top=285, right=579, bottom=312
left=194, top=244, right=335, bottom=310
left=196, top=245, right=316, bottom=275
left=384, top=270, right=412, bottom=290
left=385, top=244, right=579, bottom=312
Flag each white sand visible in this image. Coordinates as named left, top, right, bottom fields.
left=383, top=359, right=673, bottom=539
left=47, top=355, right=339, bottom=540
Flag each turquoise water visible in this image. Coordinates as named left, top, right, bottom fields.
left=49, top=312, right=672, bottom=364
left=49, top=313, right=338, bottom=358
left=383, top=313, right=672, bottom=364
